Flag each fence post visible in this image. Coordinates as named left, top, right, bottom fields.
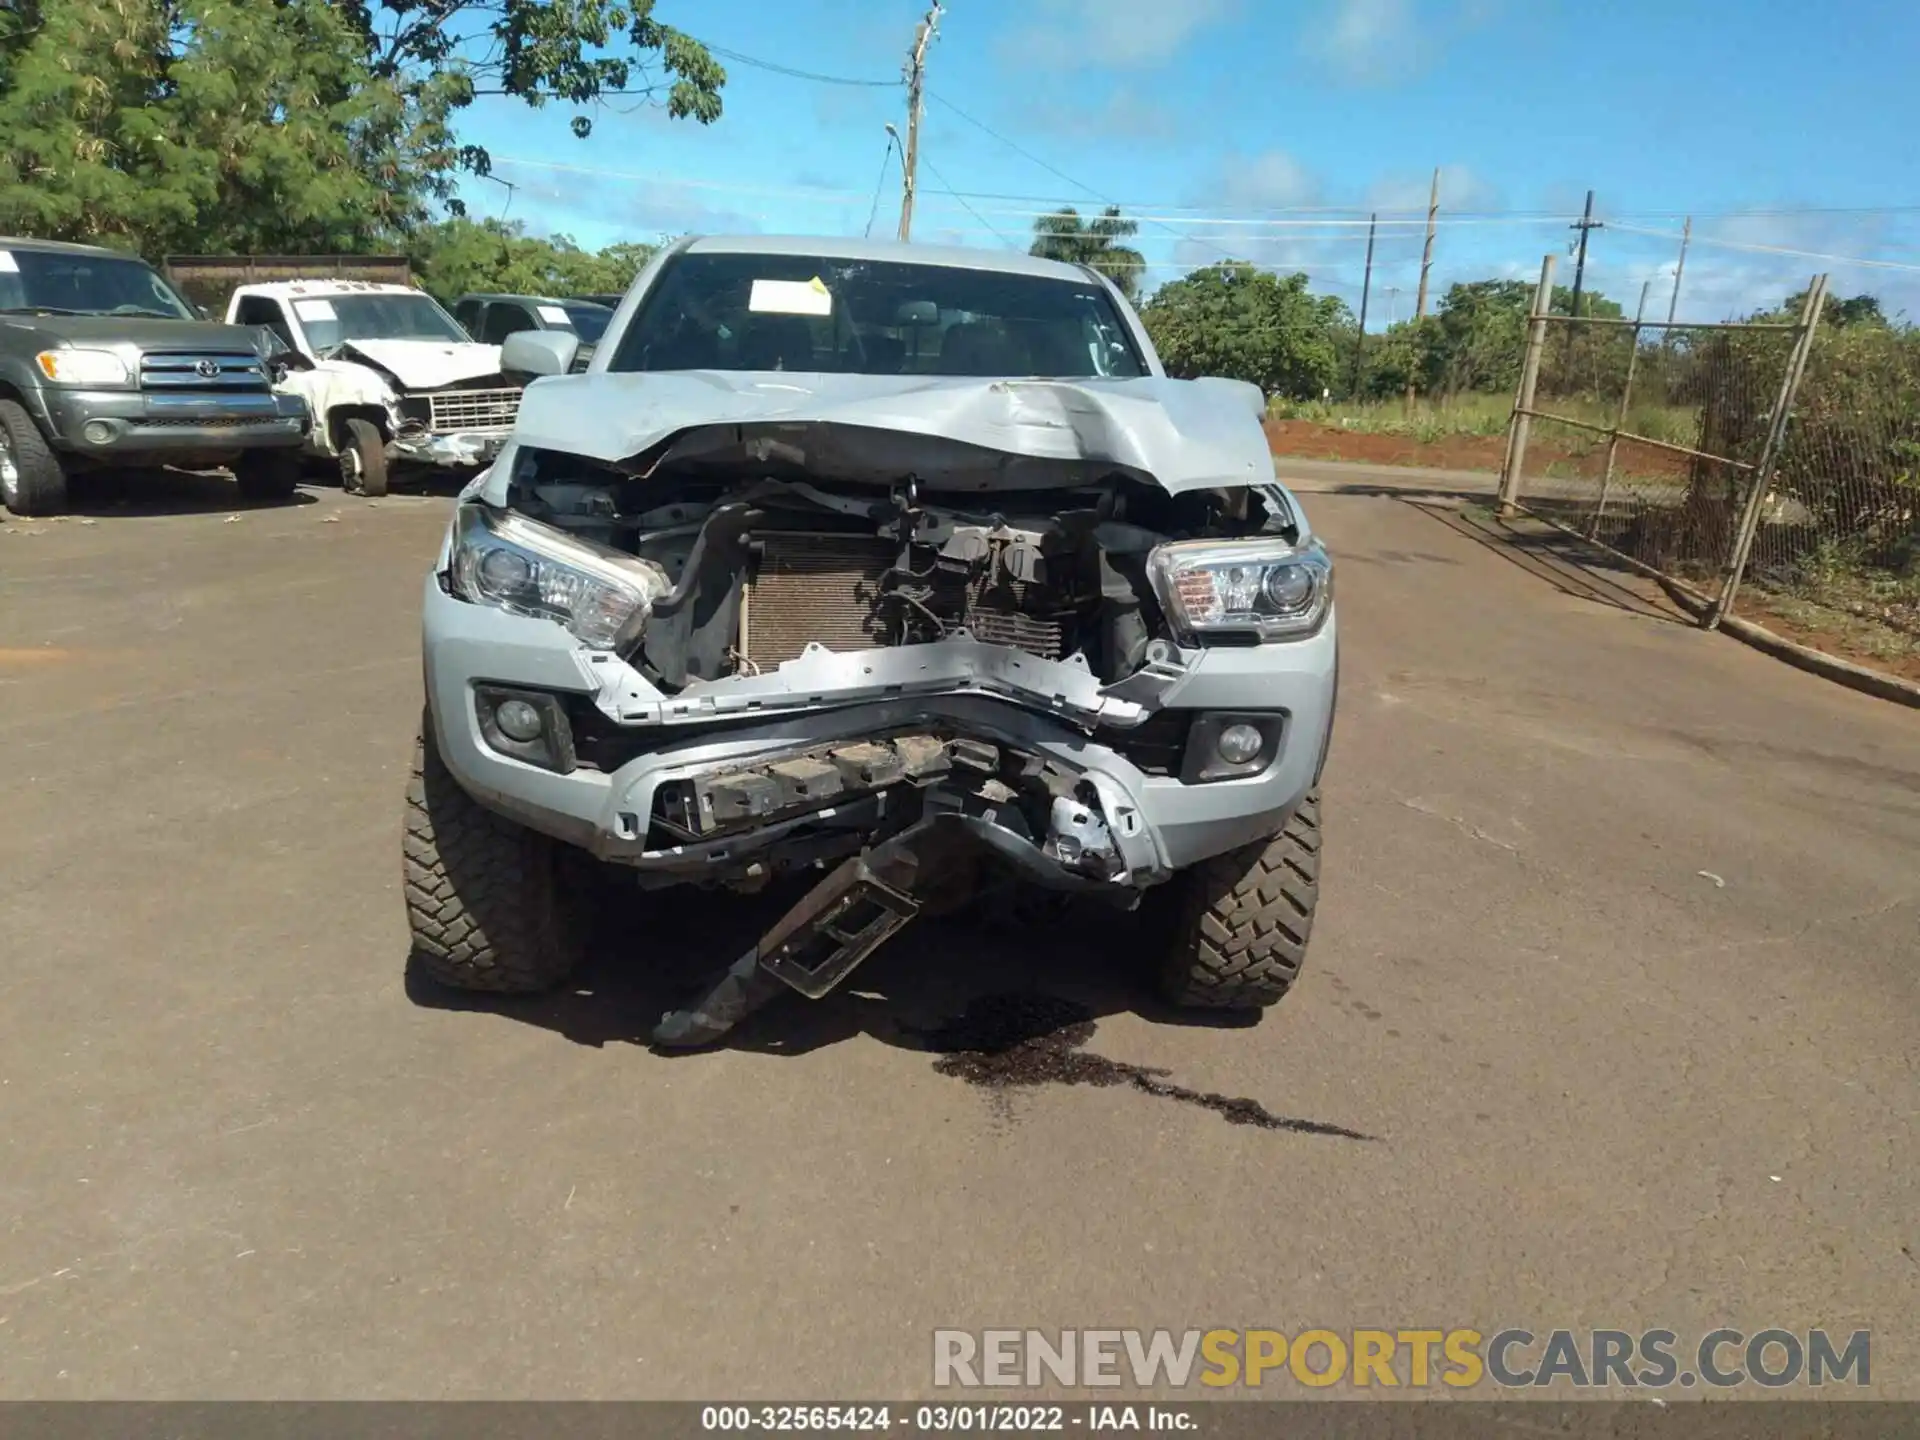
left=1591, top=279, right=1652, bottom=537
left=1497, top=254, right=1557, bottom=517
left=1706, top=274, right=1829, bottom=631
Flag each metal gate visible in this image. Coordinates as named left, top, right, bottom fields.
left=1494, top=255, right=1828, bottom=630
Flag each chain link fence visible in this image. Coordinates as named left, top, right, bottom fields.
left=1493, top=262, right=1916, bottom=678
left=1736, top=328, right=1920, bottom=666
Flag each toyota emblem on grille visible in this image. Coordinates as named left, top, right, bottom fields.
left=195, top=359, right=221, bottom=378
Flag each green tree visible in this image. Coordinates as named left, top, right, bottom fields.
left=1361, top=279, right=1622, bottom=398
left=1782, top=287, right=1886, bottom=330
left=0, top=0, right=441, bottom=252
left=1029, top=205, right=1146, bottom=302
left=1141, top=262, right=1352, bottom=398
left=409, top=217, right=656, bottom=300
left=341, top=0, right=726, bottom=206
left=0, top=0, right=724, bottom=253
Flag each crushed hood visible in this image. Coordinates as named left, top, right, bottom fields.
left=491, top=371, right=1274, bottom=497
left=335, top=339, right=506, bottom=391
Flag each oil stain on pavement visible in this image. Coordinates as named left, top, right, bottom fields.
left=912, top=993, right=1376, bottom=1140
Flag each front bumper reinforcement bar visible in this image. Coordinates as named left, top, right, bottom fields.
left=649, top=812, right=1124, bottom=1049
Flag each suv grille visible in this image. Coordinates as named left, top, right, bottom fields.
left=139, top=351, right=267, bottom=391
left=425, top=388, right=521, bottom=434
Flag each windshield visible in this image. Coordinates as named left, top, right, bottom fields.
left=608, top=252, right=1147, bottom=378
left=562, top=303, right=611, bottom=344
left=0, top=248, right=196, bottom=319
left=290, top=293, right=467, bottom=352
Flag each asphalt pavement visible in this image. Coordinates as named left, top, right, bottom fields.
left=1, top=471, right=1915, bottom=1399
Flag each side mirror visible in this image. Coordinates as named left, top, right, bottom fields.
left=501, top=329, right=580, bottom=377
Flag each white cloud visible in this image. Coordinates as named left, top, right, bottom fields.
left=1002, top=0, right=1238, bottom=71
left=1301, top=0, right=1502, bottom=86
left=1305, top=0, right=1421, bottom=84
left=1017, top=83, right=1183, bottom=143
left=1365, top=163, right=1495, bottom=216
left=1216, top=150, right=1322, bottom=211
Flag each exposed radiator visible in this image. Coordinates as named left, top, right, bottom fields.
left=738, top=532, right=1073, bottom=670
left=740, top=534, right=893, bottom=669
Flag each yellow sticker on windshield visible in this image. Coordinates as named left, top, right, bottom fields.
left=749, top=278, right=832, bottom=317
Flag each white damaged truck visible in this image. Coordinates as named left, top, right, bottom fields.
left=220, top=279, right=525, bottom=496
left=405, top=235, right=1339, bottom=1048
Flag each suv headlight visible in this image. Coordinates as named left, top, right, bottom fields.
left=35, top=349, right=131, bottom=386
left=1147, top=536, right=1333, bottom=642
left=448, top=504, right=670, bottom=649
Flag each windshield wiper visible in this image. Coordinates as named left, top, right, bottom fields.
left=108, top=305, right=187, bottom=318
left=0, top=305, right=87, bottom=316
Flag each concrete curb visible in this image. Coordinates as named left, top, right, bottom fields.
left=1637, top=572, right=1920, bottom=710
left=1713, top=612, right=1920, bottom=711
left=1627, top=560, right=1919, bottom=712
left=1409, top=495, right=1920, bottom=713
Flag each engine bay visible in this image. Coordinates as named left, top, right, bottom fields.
left=501, top=443, right=1302, bottom=693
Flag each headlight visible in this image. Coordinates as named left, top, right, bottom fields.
left=448, top=504, right=671, bottom=649
left=1147, top=536, right=1333, bottom=642
left=35, top=349, right=131, bottom=386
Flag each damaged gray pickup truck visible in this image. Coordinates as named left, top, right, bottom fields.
left=406, top=237, right=1337, bottom=1048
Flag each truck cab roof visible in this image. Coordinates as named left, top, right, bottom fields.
left=0, top=236, right=138, bottom=260
left=228, top=280, right=422, bottom=301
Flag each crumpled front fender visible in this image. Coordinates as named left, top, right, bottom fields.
left=274, top=362, right=401, bottom=456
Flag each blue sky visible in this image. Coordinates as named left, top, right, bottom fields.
left=452, top=0, right=1920, bottom=325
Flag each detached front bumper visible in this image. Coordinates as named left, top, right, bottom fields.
left=421, top=574, right=1339, bottom=884
left=391, top=430, right=510, bottom=469
left=37, top=389, right=309, bottom=456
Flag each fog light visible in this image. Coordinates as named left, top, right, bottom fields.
left=83, top=420, right=114, bottom=444
left=1215, top=723, right=1265, bottom=766
left=494, top=698, right=545, bottom=742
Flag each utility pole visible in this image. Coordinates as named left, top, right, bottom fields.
left=896, top=2, right=942, bottom=242
left=1352, top=213, right=1376, bottom=396
left=1567, top=188, right=1602, bottom=318
left=1666, top=215, right=1692, bottom=326
left=1413, top=167, right=1440, bottom=319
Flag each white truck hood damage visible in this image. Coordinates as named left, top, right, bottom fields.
left=336, top=339, right=506, bottom=391
left=481, top=371, right=1277, bottom=503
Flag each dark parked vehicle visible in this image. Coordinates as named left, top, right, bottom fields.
left=450, top=294, right=614, bottom=370
left=0, top=237, right=310, bottom=516
left=571, top=293, right=627, bottom=310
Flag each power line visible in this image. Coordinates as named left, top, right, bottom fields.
left=864, top=131, right=900, bottom=239
left=923, top=89, right=1241, bottom=264
left=479, top=157, right=1920, bottom=276
left=1607, top=221, right=1920, bottom=274
left=919, top=154, right=1020, bottom=249
left=706, top=45, right=900, bottom=88
left=924, top=91, right=1108, bottom=210
left=484, top=151, right=1920, bottom=237
left=482, top=158, right=1555, bottom=227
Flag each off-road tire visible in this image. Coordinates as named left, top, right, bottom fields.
left=233, top=449, right=302, bottom=502
left=337, top=417, right=389, bottom=498
left=0, top=398, right=69, bottom=517
left=403, top=718, right=583, bottom=993
left=1155, top=789, right=1322, bottom=1010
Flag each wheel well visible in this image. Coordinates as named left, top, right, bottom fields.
left=328, top=405, right=391, bottom=448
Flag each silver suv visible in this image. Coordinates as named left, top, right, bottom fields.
left=405, top=236, right=1337, bottom=1047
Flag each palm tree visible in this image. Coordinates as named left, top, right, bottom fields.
left=1029, top=205, right=1146, bottom=303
